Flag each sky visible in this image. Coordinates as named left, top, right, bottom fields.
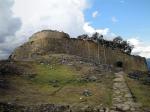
left=0, top=0, right=150, bottom=59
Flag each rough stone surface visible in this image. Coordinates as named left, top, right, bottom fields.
left=110, top=72, right=143, bottom=112
left=9, top=30, right=147, bottom=72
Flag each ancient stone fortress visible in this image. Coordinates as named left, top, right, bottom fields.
left=1, top=30, right=149, bottom=112
left=10, top=30, right=147, bottom=72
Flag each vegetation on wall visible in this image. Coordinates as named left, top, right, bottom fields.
left=77, top=32, right=134, bottom=55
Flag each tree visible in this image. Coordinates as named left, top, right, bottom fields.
left=91, top=32, right=99, bottom=40
left=98, top=35, right=103, bottom=40
left=112, top=37, right=134, bottom=54
left=119, top=40, right=134, bottom=54
left=125, top=44, right=134, bottom=54
left=77, top=34, right=89, bottom=39
left=113, top=36, right=123, bottom=44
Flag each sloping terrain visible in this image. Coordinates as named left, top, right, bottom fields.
left=1, top=54, right=150, bottom=112
left=1, top=29, right=148, bottom=112
left=0, top=54, right=114, bottom=111
left=125, top=74, right=150, bottom=110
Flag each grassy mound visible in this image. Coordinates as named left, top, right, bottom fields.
left=125, top=76, right=150, bottom=108
left=0, top=60, right=114, bottom=108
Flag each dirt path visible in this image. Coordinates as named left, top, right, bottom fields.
left=110, top=72, right=142, bottom=112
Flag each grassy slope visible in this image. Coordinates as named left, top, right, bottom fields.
left=0, top=61, right=114, bottom=107
left=125, top=76, right=150, bottom=108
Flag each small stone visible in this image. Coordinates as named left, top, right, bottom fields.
left=88, top=76, right=97, bottom=82
left=79, top=97, right=83, bottom=100
left=122, top=105, right=130, bottom=111
left=114, top=90, right=120, bottom=94
left=124, top=93, right=132, bottom=98
left=82, top=89, right=92, bottom=96
left=130, top=107, right=136, bottom=111
left=115, top=104, right=123, bottom=109
left=109, top=110, right=118, bottom=112
left=114, top=78, right=122, bottom=82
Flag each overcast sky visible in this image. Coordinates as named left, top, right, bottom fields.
left=0, top=0, right=150, bottom=59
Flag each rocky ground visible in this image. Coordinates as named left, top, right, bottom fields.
left=0, top=54, right=150, bottom=112
left=0, top=72, right=149, bottom=112
left=0, top=54, right=113, bottom=112
left=110, top=72, right=142, bottom=112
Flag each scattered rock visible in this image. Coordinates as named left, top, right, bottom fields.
left=83, top=89, right=92, bottom=97
left=88, top=76, right=97, bottom=82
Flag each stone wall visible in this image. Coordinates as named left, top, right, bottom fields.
left=9, top=30, right=148, bottom=72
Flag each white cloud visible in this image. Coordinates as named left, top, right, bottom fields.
left=128, top=38, right=150, bottom=58
left=1, top=0, right=148, bottom=60
left=83, top=22, right=109, bottom=35
left=13, top=0, right=89, bottom=37
left=92, top=11, right=98, bottom=18
left=0, top=0, right=90, bottom=59
left=0, top=0, right=21, bottom=43
left=0, top=0, right=22, bottom=59
left=111, top=16, right=118, bottom=23
left=83, top=22, right=116, bottom=39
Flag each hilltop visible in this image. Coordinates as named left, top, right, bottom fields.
left=9, top=30, right=147, bottom=72
left=0, top=30, right=150, bottom=112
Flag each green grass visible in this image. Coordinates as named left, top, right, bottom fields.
left=125, top=76, right=150, bottom=108
left=0, top=61, right=114, bottom=107
left=31, top=63, right=83, bottom=86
